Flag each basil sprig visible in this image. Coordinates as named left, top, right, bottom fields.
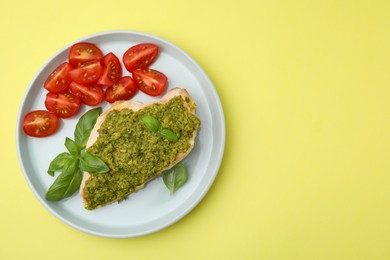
left=46, top=108, right=109, bottom=202
left=162, top=163, right=188, bottom=195
left=142, top=114, right=178, bottom=141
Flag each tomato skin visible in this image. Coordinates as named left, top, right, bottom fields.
left=104, top=76, right=137, bottom=103
left=132, top=68, right=168, bottom=96
left=69, top=82, right=104, bottom=106
left=45, top=92, right=81, bottom=118
left=69, top=42, right=103, bottom=67
left=123, top=43, right=159, bottom=72
left=44, top=62, right=72, bottom=93
left=97, top=52, right=122, bottom=87
left=23, top=110, right=59, bottom=137
left=69, top=60, right=103, bottom=85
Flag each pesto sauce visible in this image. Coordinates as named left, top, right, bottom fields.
left=84, top=96, right=201, bottom=210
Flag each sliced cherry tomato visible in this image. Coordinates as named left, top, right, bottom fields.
left=123, top=43, right=159, bottom=72
left=105, top=76, right=137, bottom=103
left=69, top=82, right=104, bottom=106
left=44, top=62, right=72, bottom=93
left=69, top=60, right=103, bottom=85
left=69, top=42, right=103, bottom=67
left=132, top=68, right=168, bottom=96
left=23, top=110, right=59, bottom=137
left=45, top=92, right=81, bottom=118
left=97, top=52, right=122, bottom=87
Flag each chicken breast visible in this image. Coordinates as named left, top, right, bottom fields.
left=80, top=88, right=200, bottom=209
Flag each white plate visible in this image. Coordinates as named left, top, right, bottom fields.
left=16, top=31, right=225, bottom=238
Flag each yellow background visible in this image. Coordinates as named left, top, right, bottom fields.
left=1, top=0, right=389, bottom=259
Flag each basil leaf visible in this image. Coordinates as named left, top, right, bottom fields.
left=80, top=152, right=109, bottom=174
left=74, top=107, right=102, bottom=149
left=46, top=159, right=82, bottom=201
left=47, top=152, right=74, bottom=176
left=142, top=115, right=161, bottom=132
left=159, top=128, right=178, bottom=142
left=163, top=163, right=187, bottom=195
left=65, top=137, right=80, bottom=156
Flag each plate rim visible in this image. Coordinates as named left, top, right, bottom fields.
left=16, top=30, right=226, bottom=238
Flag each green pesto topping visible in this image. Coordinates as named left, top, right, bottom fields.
left=84, top=96, right=201, bottom=210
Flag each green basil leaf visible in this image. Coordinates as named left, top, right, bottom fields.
left=80, top=152, right=109, bottom=174
left=65, top=137, right=80, bottom=156
left=47, top=152, right=74, bottom=176
left=74, top=107, right=102, bottom=149
left=159, top=128, right=178, bottom=142
left=46, top=159, right=82, bottom=201
left=162, top=163, right=187, bottom=195
left=142, top=114, right=161, bottom=132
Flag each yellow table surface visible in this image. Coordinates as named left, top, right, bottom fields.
left=1, top=0, right=389, bottom=259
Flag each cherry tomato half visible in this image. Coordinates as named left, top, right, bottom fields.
left=69, top=82, right=104, bottom=106
left=69, top=42, right=103, bottom=67
left=132, top=68, right=168, bottom=96
left=23, top=110, right=59, bottom=137
left=44, top=62, right=72, bottom=93
left=45, top=92, right=81, bottom=118
left=104, top=76, right=137, bottom=103
left=97, top=52, right=122, bottom=87
left=69, top=60, right=103, bottom=85
left=123, top=43, right=159, bottom=72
